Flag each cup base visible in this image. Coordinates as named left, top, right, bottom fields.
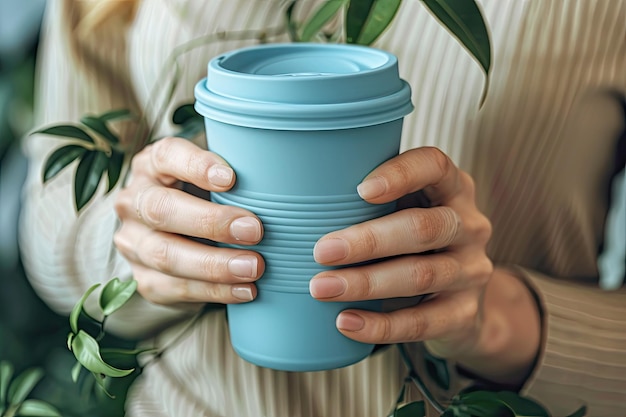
left=231, top=343, right=370, bottom=372
left=226, top=290, right=380, bottom=372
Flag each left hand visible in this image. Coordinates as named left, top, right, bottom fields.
left=309, top=146, right=493, bottom=359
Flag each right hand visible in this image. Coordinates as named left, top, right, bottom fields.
left=113, top=137, right=265, bottom=307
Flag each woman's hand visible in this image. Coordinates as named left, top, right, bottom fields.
left=113, top=137, right=265, bottom=307
left=310, top=147, right=540, bottom=384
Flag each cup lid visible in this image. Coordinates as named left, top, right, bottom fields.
left=194, top=43, right=413, bottom=130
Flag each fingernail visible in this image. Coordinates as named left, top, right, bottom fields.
left=337, top=312, right=365, bottom=331
left=314, top=238, right=348, bottom=263
left=208, top=164, right=234, bottom=187
left=228, top=255, right=258, bottom=279
left=230, top=217, right=262, bottom=242
left=309, top=276, right=346, bottom=298
left=231, top=286, right=254, bottom=301
left=357, top=176, right=386, bottom=200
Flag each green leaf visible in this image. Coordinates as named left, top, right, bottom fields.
left=423, top=348, right=450, bottom=390
left=464, top=402, right=512, bottom=417
left=0, top=361, right=14, bottom=404
left=457, top=391, right=548, bottom=417
left=419, top=0, right=491, bottom=76
left=284, top=0, right=299, bottom=42
left=301, top=0, right=346, bottom=42
left=566, top=406, right=587, bottom=417
left=106, top=150, right=125, bottom=193
left=7, top=368, right=43, bottom=405
left=34, top=125, right=95, bottom=143
left=393, top=401, right=426, bottom=417
left=74, top=150, right=108, bottom=211
left=99, top=278, right=137, bottom=316
left=346, top=0, right=375, bottom=43
left=99, top=109, right=133, bottom=122
left=69, top=283, right=101, bottom=334
left=80, top=115, right=120, bottom=144
left=16, top=399, right=62, bottom=417
left=353, top=0, right=402, bottom=45
left=71, top=331, right=135, bottom=378
left=496, top=391, right=549, bottom=417
left=172, top=104, right=201, bottom=126
left=42, top=144, right=87, bottom=183
left=100, top=347, right=156, bottom=369
left=71, top=361, right=82, bottom=383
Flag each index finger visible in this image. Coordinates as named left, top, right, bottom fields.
left=356, top=147, right=462, bottom=206
left=135, top=137, right=235, bottom=191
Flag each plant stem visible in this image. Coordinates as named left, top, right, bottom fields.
left=397, top=343, right=446, bottom=414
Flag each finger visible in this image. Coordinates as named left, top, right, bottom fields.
left=114, top=224, right=264, bottom=283
left=313, top=206, right=461, bottom=265
left=357, top=147, right=463, bottom=206
left=132, top=264, right=257, bottom=305
left=310, top=253, right=465, bottom=301
left=121, top=185, right=263, bottom=244
left=335, top=292, right=480, bottom=345
left=134, top=137, right=235, bottom=191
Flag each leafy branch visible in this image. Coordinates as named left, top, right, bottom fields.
left=35, top=110, right=132, bottom=211
left=64, top=277, right=159, bottom=399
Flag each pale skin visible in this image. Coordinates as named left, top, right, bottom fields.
left=114, top=136, right=540, bottom=386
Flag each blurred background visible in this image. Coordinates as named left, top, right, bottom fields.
left=0, top=1, right=129, bottom=415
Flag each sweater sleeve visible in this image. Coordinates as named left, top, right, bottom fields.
left=516, top=269, right=626, bottom=417
left=19, top=0, right=191, bottom=339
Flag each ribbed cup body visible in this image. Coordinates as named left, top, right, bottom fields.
left=195, top=44, right=413, bottom=371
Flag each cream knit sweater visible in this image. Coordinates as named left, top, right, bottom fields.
left=20, top=1, right=626, bottom=416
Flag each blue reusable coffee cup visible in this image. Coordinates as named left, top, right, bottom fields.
left=194, top=43, right=413, bottom=371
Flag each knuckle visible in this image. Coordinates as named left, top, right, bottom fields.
left=428, top=147, right=453, bottom=181
left=145, top=238, right=174, bottom=274
left=408, top=210, right=440, bottom=246
left=150, top=138, right=176, bottom=168
left=199, top=282, right=224, bottom=302
left=464, top=211, right=492, bottom=245
left=463, top=297, right=481, bottom=324
left=410, top=258, right=437, bottom=293
left=113, top=191, right=129, bottom=217
left=113, top=230, right=131, bottom=256
left=185, top=150, right=211, bottom=181
left=196, top=208, right=221, bottom=239
left=409, top=208, right=459, bottom=248
left=440, top=207, right=462, bottom=246
left=388, top=155, right=415, bottom=187
left=354, top=226, right=380, bottom=260
left=459, top=171, right=476, bottom=197
left=141, top=187, right=174, bottom=228
left=357, top=269, right=377, bottom=299
left=198, top=252, right=220, bottom=279
left=172, top=279, right=195, bottom=302
left=374, top=313, right=395, bottom=342
left=135, top=276, right=162, bottom=305
left=474, top=257, right=494, bottom=286
left=476, top=214, right=493, bottom=244
left=407, top=312, right=427, bottom=341
left=129, top=147, right=150, bottom=174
